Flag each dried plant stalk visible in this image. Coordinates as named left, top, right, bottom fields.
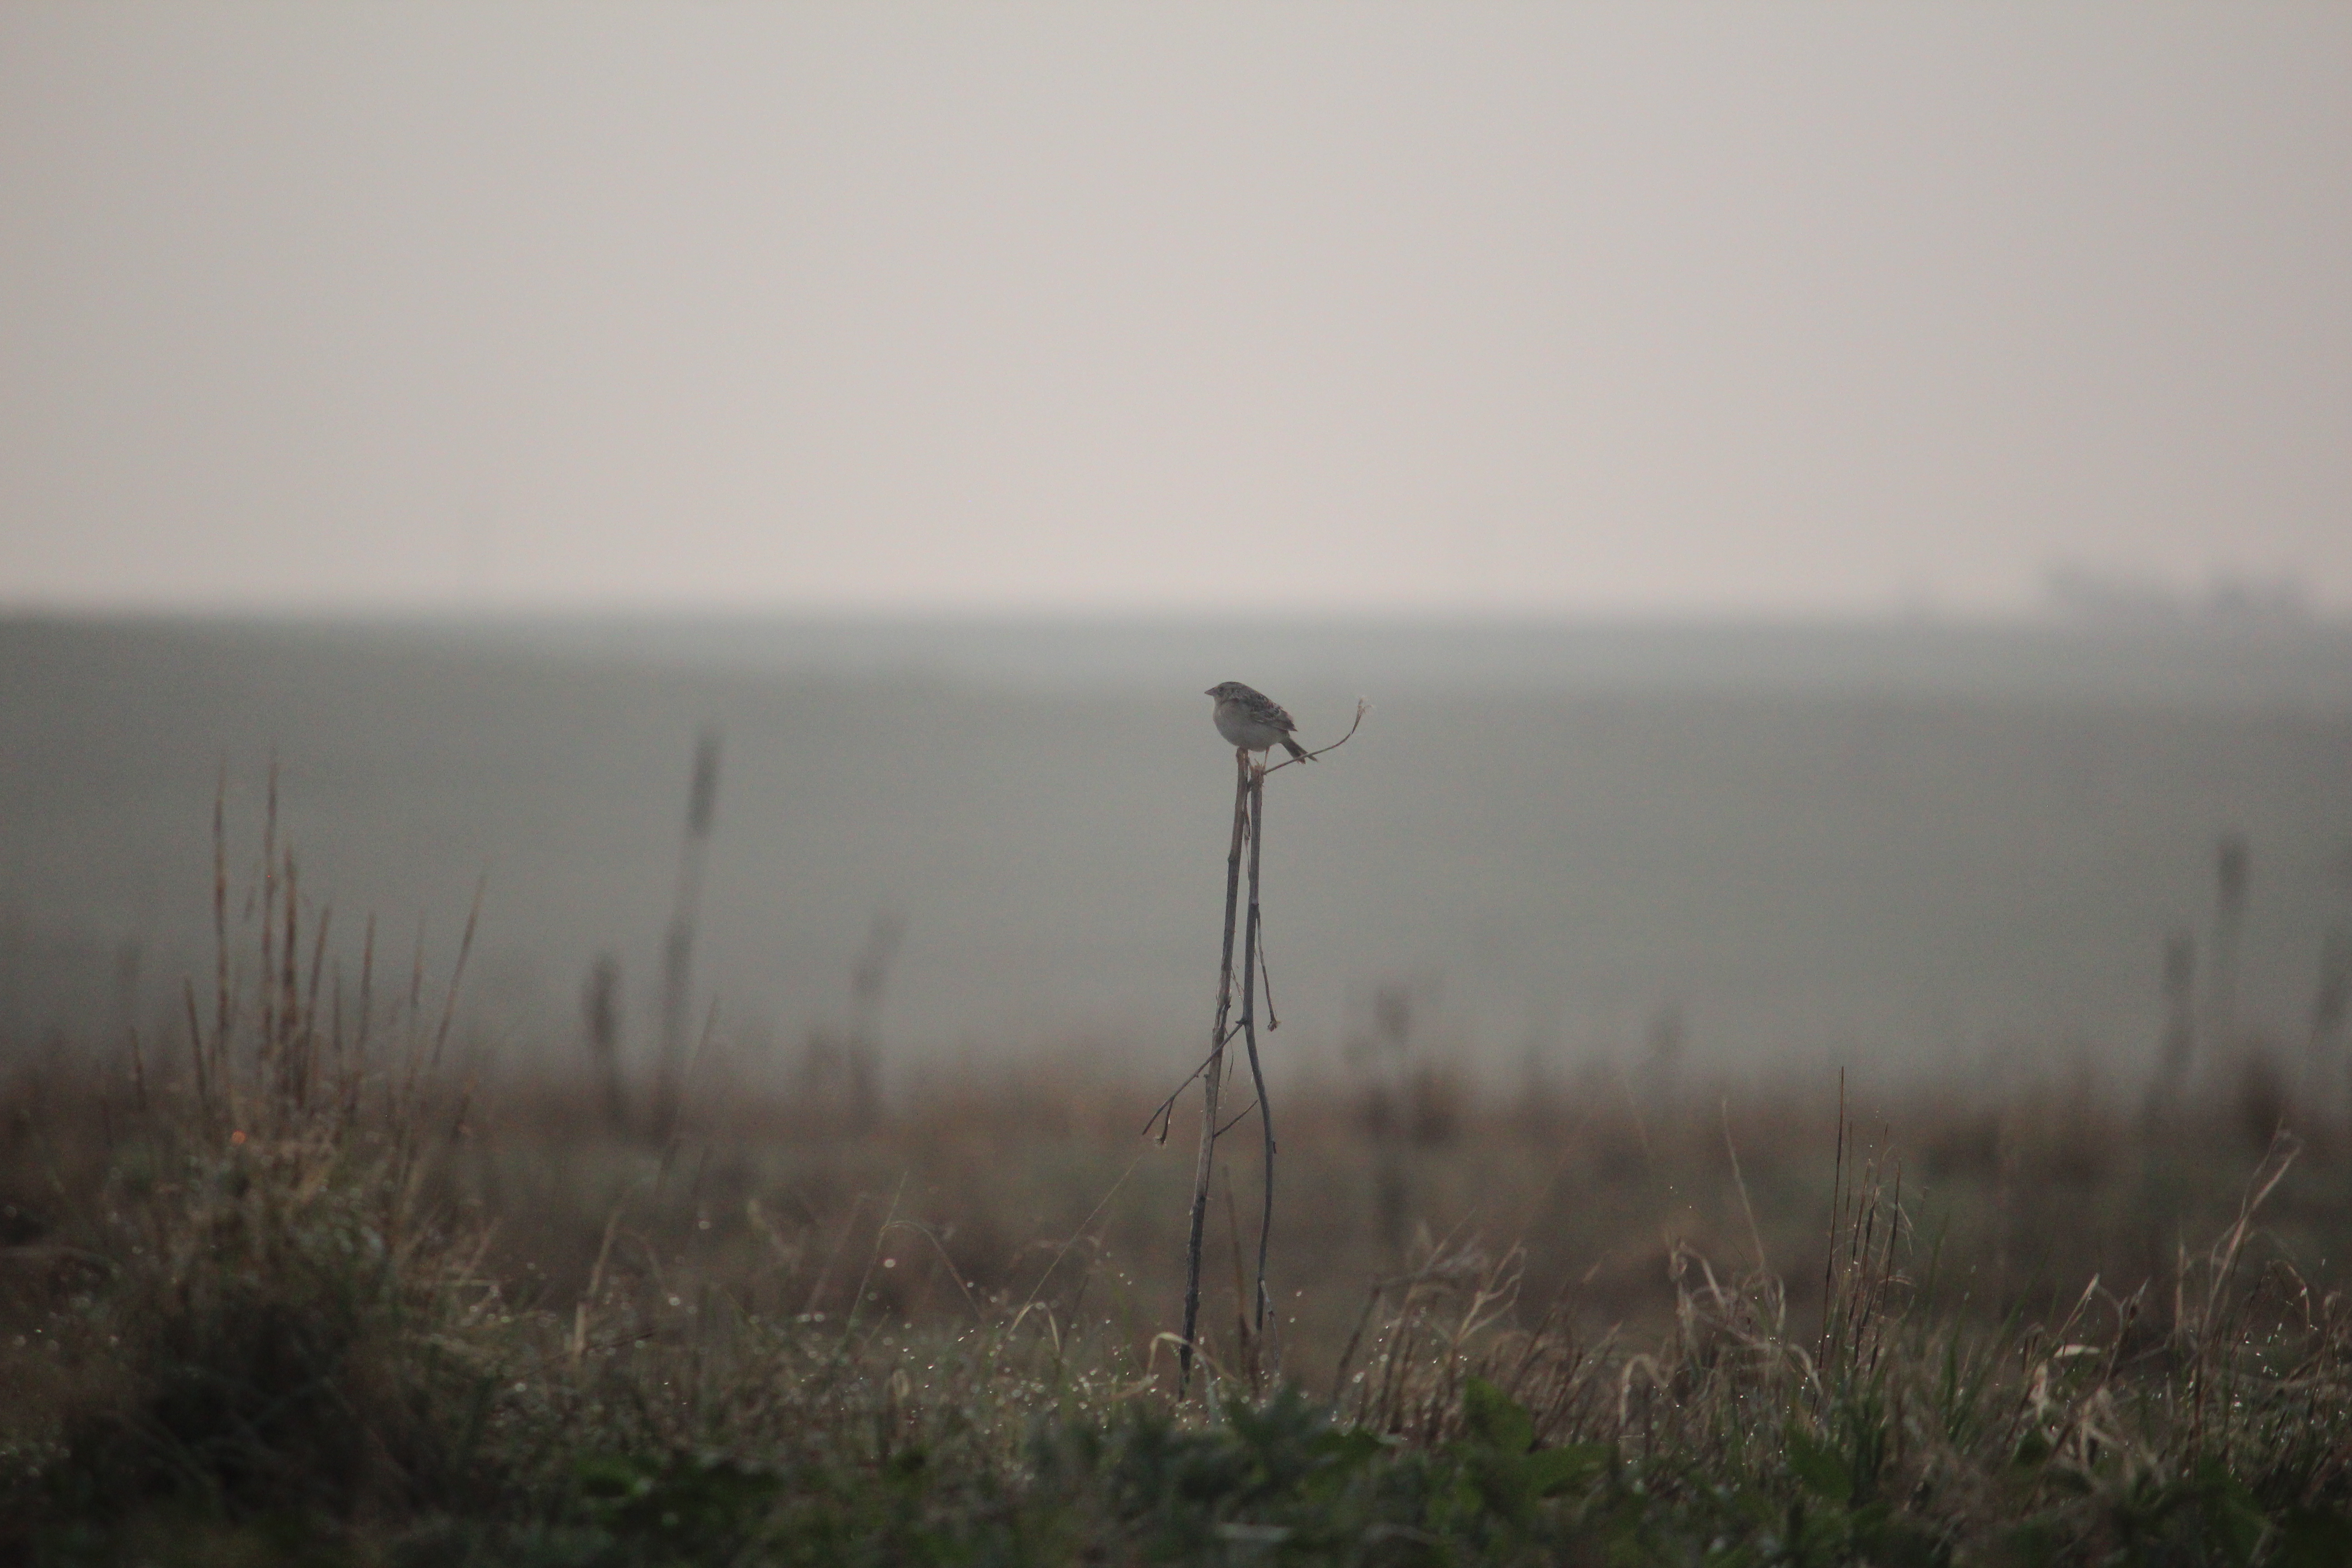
left=1239, top=762, right=1274, bottom=1338
left=1180, top=748, right=1251, bottom=1391
left=652, top=727, right=722, bottom=1140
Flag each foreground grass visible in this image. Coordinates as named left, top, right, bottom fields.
left=8, top=1054, right=2352, bottom=1566
left=6, top=855, right=2352, bottom=1562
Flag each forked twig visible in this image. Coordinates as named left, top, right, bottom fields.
left=1256, top=917, right=1281, bottom=1030
left=1263, top=697, right=1370, bottom=775
left=1143, top=1034, right=1242, bottom=1144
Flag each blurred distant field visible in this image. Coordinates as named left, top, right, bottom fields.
left=5, top=613, right=2350, bottom=1089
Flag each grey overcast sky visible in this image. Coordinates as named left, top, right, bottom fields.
left=3, top=5, right=2348, bottom=617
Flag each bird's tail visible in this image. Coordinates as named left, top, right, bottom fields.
left=1283, top=739, right=1312, bottom=762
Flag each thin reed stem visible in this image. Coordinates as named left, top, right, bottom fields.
left=653, top=727, right=721, bottom=1142
left=1240, top=763, right=1275, bottom=1338
left=1180, top=748, right=1251, bottom=1392
left=211, top=772, right=235, bottom=1131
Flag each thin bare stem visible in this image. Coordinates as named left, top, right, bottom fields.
left=1722, top=1097, right=1768, bottom=1274
left=1820, top=1068, right=1846, bottom=1369
left=1262, top=697, right=1370, bottom=775
left=1181, top=747, right=1251, bottom=1392
left=302, top=902, right=332, bottom=1110
left=1144, top=1044, right=1227, bottom=1143
left=654, top=727, right=721, bottom=1142
left=834, top=1175, right=908, bottom=1355
left=183, top=977, right=210, bottom=1122
left=1240, top=764, right=1276, bottom=1336
left=881, top=1219, right=990, bottom=1323
left=211, top=770, right=235, bottom=1131
left=429, top=877, right=486, bottom=1080
left=1255, top=916, right=1280, bottom=1030
left=1010, top=1145, right=1154, bottom=1338
left=260, top=763, right=279, bottom=1083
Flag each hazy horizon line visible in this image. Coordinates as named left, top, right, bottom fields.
left=7, top=599, right=2349, bottom=635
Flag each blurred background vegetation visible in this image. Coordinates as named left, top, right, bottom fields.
left=5, top=613, right=2352, bottom=1559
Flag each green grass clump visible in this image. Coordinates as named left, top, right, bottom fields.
left=49, top=1133, right=502, bottom=1523
left=1, top=842, right=531, bottom=1548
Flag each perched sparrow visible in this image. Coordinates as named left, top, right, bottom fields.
left=1205, top=681, right=1311, bottom=762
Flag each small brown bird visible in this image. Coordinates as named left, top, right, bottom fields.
left=1205, top=681, right=1311, bottom=762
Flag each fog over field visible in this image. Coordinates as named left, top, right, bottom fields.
left=5, top=614, right=2347, bottom=1093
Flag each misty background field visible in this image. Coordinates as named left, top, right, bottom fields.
left=7, top=614, right=2350, bottom=1101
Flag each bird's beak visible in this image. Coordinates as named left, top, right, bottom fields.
left=1202, top=687, right=1214, bottom=697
